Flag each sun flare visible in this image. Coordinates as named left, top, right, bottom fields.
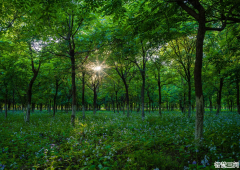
left=93, top=66, right=101, bottom=71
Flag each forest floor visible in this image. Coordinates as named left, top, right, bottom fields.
left=0, top=110, right=239, bottom=170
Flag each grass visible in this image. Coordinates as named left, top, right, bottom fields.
left=0, top=110, right=239, bottom=170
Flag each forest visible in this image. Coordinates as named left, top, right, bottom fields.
left=0, top=0, right=240, bottom=169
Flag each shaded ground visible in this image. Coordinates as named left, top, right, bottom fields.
left=0, top=110, right=239, bottom=169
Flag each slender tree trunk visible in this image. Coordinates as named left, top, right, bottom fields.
left=123, top=81, right=130, bottom=117
left=25, top=68, right=40, bottom=122
left=49, top=102, right=51, bottom=112
left=82, top=72, right=85, bottom=119
left=112, top=100, right=115, bottom=113
left=216, top=77, right=223, bottom=115
left=32, top=103, right=35, bottom=112
left=141, top=71, right=145, bottom=120
left=183, top=88, right=186, bottom=113
left=147, top=92, right=151, bottom=113
left=5, top=91, right=7, bottom=118
left=53, top=79, right=59, bottom=117
left=116, top=91, right=119, bottom=113
left=151, top=103, right=154, bottom=113
left=188, top=79, right=191, bottom=118
left=71, top=54, right=77, bottom=126
left=140, top=40, right=146, bottom=121
left=130, top=101, right=133, bottom=113
left=40, top=103, right=42, bottom=112
left=236, top=77, right=240, bottom=114
left=158, top=72, right=162, bottom=116
left=13, top=90, right=15, bottom=113
left=209, top=96, right=212, bottom=113
left=93, top=84, right=97, bottom=115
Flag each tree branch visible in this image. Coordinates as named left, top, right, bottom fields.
left=177, top=1, right=199, bottom=21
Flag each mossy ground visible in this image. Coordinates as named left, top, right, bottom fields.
left=0, top=110, right=239, bottom=169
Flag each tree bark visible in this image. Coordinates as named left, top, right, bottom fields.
left=237, top=77, right=240, bottom=114
left=216, top=77, right=223, bottom=115
left=123, top=81, right=130, bottom=117
left=13, top=90, right=15, bottom=112
left=82, top=71, right=86, bottom=119
left=194, top=20, right=205, bottom=144
left=140, top=41, right=146, bottom=121
left=93, top=84, right=97, bottom=115
left=5, top=90, right=7, bottom=118
left=112, top=100, right=115, bottom=113
left=141, top=71, right=145, bottom=120
left=40, top=103, right=42, bottom=112
left=157, top=72, right=162, bottom=116
left=209, top=96, right=212, bottom=113
left=25, top=61, right=40, bottom=122
left=53, top=79, right=59, bottom=117
left=32, top=103, right=35, bottom=112
left=71, top=53, right=77, bottom=126
left=188, top=79, right=191, bottom=118
left=115, top=91, right=119, bottom=113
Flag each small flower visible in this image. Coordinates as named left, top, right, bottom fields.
left=192, top=160, right=197, bottom=164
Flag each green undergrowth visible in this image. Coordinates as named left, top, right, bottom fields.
left=0, top=110, right=239, bottom=169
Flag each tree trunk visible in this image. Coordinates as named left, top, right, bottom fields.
left=148, top=95, right=151, bottom=114
left=141, top=71, right=145, bottom=120
left=53, top=79, right=59, bottom=117
left=158, top=72, right=162, bottom=116
left=112, top=100, right=115, bottom=113
left=116, top=91, right=119, bottom=113
left=25, top=66, right=40, bottom=122
left=50, top=100, right=52, bottom=112
left=40, top=103, right=42, bottom=112
left=32, top=103, right=35, bottom=112
left=13, top=90, right=15, bottom=112
left=188, top=79, right=191, bottom=118
left=194, top=20, right=205, bottom=144
left=123, top=81, right=130, bottom=117
left=237, top=77, right=240, bottom=114
left=216, top=77, right=223, bottom=115
left=71, top=54, right=77, bottom=126
left=82, top=71, right=85, bottom=119
left=93, top=84, right=97, bottom=115
left=183, top=87, right=186, bottom=113
left=5, top=91, right=7, bottom=118
left=209, top=96, right=212, bottom=113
